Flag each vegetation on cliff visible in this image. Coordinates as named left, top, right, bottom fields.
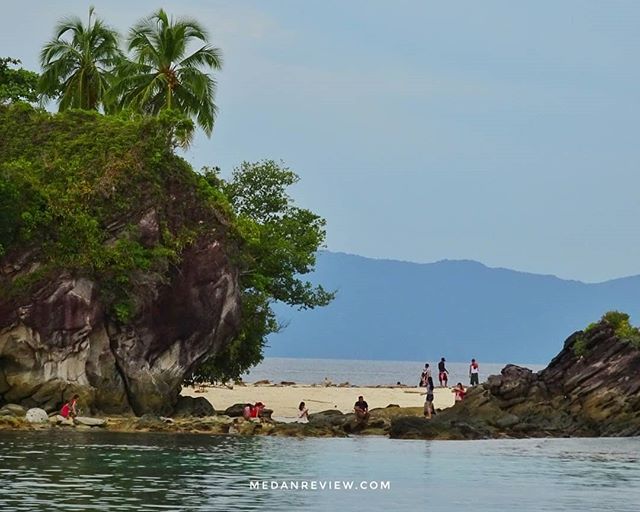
left=0, top=7, right=334, bottom=391
left=0, top=109, right=330, bottom=385
left=574, top=310, right=640, bottom=356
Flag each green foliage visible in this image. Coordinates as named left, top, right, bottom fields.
left=37, top=8, right=221, bottom=136
left=576, top=310, right=640, bottom=355
left=0, top=103, right=222, bottom=318
left=186, top=161, right=334, bottom=383
left=225, top=160, right=334, bottom=309
left=0, top=58, right=39, bottom=104
left=1, top=105, right=332, bottom=384
left=39, top=7, right=122, bottom=111
left=601, top=311, right=632, bottom=331
left=108, top=8, right=222, bottom=135
left=573, top=336, right=588, bottom=357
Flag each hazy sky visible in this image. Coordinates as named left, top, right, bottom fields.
left=3, top=1, right=640, bottom=282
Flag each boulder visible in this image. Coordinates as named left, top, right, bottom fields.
left=25, top=408, right=49, bottom=424
left=173, top=396, right=215, bottom=418
left=308, top=409, right=346, bottom=427
left=224, top=403, right=249, bottom=417
left=52, top=415, right=74, bottom=426
left=75, top=417, right=106, bottom=427
left=0, top=404, right=26, bottom=417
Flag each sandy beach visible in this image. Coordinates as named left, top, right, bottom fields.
left=182, top=383, right=455, bottom=419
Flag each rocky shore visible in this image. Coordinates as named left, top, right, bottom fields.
left=390, top=319, right=640, bottom=440
left=2, top=318, right=638, bottom=441
left=0, top=400, right=420, bottom=438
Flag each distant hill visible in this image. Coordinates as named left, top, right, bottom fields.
left=267, top=251, right=640, bottom=364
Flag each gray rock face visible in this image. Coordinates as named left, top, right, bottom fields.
left=0, top=227, right=241, bottom=416
left=25, top=408, right=48, bottom=424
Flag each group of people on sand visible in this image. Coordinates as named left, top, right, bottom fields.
left=419, top=358, right=481, bottom=388
left=418, top=358, right=480, bottom=419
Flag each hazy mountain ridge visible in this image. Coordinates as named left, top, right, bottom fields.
left=268, top=252, right=640, bottom=363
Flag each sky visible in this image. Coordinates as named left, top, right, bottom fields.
left=2, top=1, right=640, bottom=282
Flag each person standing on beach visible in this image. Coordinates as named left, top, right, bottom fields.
left=424, top=384, right=435, bottom=419
left=420, top=363, right=432, bottom=387
left=469, top=358, right=480, bottom=386
left=438, top=358, right=449, bottom=387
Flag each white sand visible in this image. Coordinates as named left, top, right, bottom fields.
left=182, top=383, right=455, bottom=419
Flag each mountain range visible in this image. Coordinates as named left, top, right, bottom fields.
left=268, top=251, right=640, bottom=364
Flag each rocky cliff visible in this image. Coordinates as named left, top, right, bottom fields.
left=0, top=106, right=241, bottom=415
left=391, top=319, right=640, bottom=439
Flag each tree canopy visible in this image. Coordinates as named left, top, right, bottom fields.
left=37, top=7, right=222, bottom=135
left=110, top=9, right=222, bottom=135
left=0, top=58, right=39, bottom=104
left=185, top=161, right=334, bottom=383
left=38, top=7, right=122, bottom=111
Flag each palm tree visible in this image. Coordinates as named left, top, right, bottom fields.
left=112, top=9, right=222, bottom=135
left=38, top=7, right=122, bottom=111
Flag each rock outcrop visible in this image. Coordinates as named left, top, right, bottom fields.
left=0, top=107, right=242, bottom=416
left=391, top=321, right=640, bottom=439
left=0, top=222, right=240, bottom=417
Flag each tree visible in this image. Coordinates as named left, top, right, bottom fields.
left=38, top=7, right=122, bottom=111
left=111, top=9, right=222, bottom=135
left=0, top=58, right=39, bottom=104
left=185, top=161, right=334, bottom=384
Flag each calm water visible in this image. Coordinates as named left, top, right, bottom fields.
left=242, top=357, right=545, bottom=386
left=0, top=431, right=639, bottom=511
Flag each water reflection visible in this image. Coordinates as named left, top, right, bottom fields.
left=0, top=432, right=638, bottom=511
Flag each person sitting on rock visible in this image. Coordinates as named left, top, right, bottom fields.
left=60, top=394, right=79, bottom=419
left=452, top=382, right=466, bottom=402
left=354, top=395, right=369, bottom=423
left=252, top=402, right=265, bottom=419
left=298, top=401, right=309, bottom=422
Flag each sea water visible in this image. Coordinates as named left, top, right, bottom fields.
left=0, top=431, right=638, bottom=511
left=241, top=357, right=545, bottom=386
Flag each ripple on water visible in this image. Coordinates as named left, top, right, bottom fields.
left=0, top=431, right=639, bottom=511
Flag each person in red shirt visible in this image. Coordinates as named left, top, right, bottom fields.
left=60, top=394, right=79, bottom=419
left=452, top=383, right=466, bottom=402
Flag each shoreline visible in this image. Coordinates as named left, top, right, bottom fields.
left=181, top=382, right=455, bottom=419
left=0, top=383, right=454, bottom=438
